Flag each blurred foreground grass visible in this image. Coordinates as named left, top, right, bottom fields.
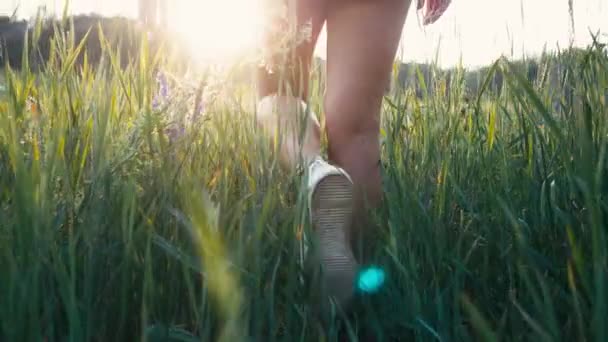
left=0, top=21, right=607, bottom=342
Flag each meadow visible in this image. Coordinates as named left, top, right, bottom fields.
left=0, top=17, right=607, bottom=341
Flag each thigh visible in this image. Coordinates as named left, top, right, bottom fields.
left=257, top=0, right=328, bottom=100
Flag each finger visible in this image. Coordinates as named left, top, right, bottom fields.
left=423, top=0, right=451, bottom=25
left=417, top=0, right=425, bottom=11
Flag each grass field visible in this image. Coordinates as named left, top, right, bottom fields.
left=0, top=23, right=607, bottom=341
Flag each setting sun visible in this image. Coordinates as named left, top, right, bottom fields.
left=167, top=0, right=266, bottom=63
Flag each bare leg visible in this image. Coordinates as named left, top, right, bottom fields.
left=257, top=0, right=412, bottom=310
left=325, top=0, right=412, bottom=250
left=256, top=0, right=359, bottom=309
left=256, top=0, right=327, bottom=169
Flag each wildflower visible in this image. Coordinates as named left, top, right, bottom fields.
left=152, top=71, right=170, bottom=110
left=165, top=123, right=185, bottom=143
left=194, top=98, right=205, bottom=119
left=26, top=96, right=38, bottom=114
left=26, top=96, right=40, bottom=121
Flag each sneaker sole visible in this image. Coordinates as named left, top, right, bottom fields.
left=310, top=173, right=358, bottom=306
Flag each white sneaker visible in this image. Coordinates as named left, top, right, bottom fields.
left=256, top=95, right=358, bottom=306
left=304, top=157, right=359, bottom=307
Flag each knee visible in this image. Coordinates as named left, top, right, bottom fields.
left=324, top=83, right=383, bottom=145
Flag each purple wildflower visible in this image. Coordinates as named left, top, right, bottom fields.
left=151, top=96, right=160, bottom=110
left=158, top=72, right=169, bottom=98
left=152, top=71, right=170, bottom=110
left=165, top=123, right=186, bottom=143
left=193, top=98, right=205, bottom=121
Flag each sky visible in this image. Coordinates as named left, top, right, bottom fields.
left=2, top=0, right=607, bottom=68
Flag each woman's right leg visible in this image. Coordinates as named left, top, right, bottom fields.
left=324, top=0, right=411, bottom=253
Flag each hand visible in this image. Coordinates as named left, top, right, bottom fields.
left=417, top=0, right=452, bottom=25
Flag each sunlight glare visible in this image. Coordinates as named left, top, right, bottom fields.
left=169, top=0, right=266, bottom=63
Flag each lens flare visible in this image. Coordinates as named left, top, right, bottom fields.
left=356, top=266, right=386, bottom=294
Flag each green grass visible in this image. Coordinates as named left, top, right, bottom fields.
left=0, top=23, right=607, bottom=341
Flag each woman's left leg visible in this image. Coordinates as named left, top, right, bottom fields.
left=256, top=0, right=327, bottom=169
